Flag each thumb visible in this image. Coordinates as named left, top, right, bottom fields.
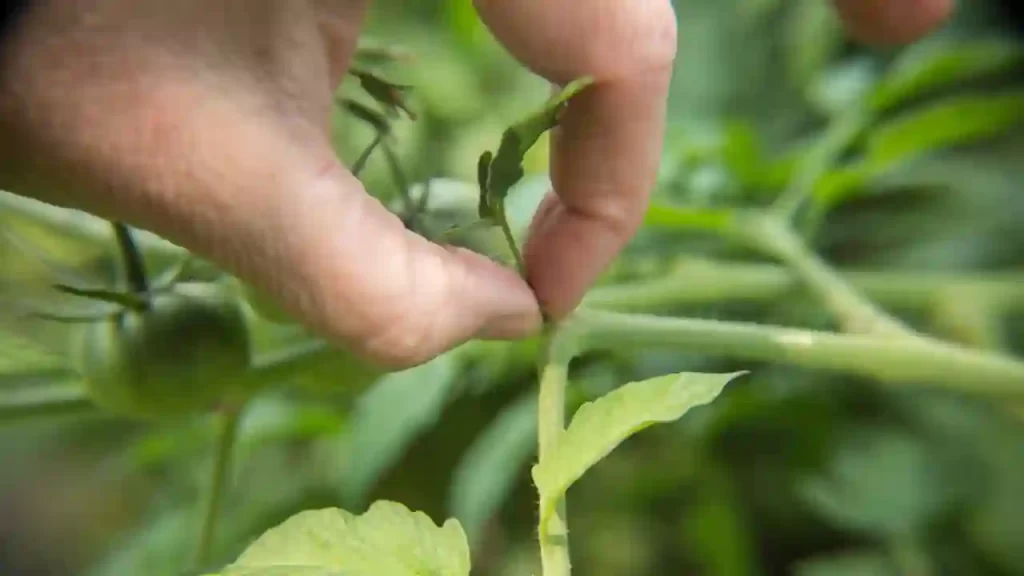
left=262, top=162, right=543, bottom=368
left=0, top=46, right=541, bottom=369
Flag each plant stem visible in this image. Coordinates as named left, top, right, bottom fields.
left=381, top=139, right=418, bottom=224
left=572, top=310, right=1024, bottom=396
left=584, top=259, right=1024, bottom=314
left=771, top=110, right=867, bottom=220
left=112, top=222, right=150, bottom=297
left=352, top=133, right=383, bottom=177
left=536, top=325, right=574, bottom=576
left=497, top=204, right=526, bottom=276
left=195, top=406, right=244, bottom=569
left=744, top=214, right=914, bottom=337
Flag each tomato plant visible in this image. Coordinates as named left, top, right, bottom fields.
left=1, top=3, right=1024, bottom=576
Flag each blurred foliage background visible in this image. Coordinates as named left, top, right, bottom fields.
left=2, top=1, right=1024, bottom=575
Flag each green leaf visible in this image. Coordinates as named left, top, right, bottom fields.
left=349, top=68, right=416, bottom=120
left=531, top=371, right=743, bottom=525
left=479, top=78, right=593, bottom=219
left=871, top=38, right=1024, bottom=112
left=449, top=393, right=537, bottom=546
left=794, top=551, right=897, bottom=576
left=798, top=428, right=954, bottom=537
left=53, top=283, right=148, bottom=311
left=340, top=353, right=460, bottom=505
left=476, top=151, right=493, bottom=218
left=224, top=501, right=471, bottom=576
left=505, top=77, right=594, bottom=162
left=865, top=92, right=1024, bottom=165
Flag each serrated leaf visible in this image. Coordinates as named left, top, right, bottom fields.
left=224, top=501, right=470, bottom=576
left=505, top=77, right=594, bottom=161
left=482, top=135, right=525, bottom=220
left=449, top=393, right=537, bottom=546
left=866, top=92, right=1024, bottom=165
left=480, top=78, right=593, bottom=219
left=475, top=151, right=494, bottom=218
left=340, top=353, right=459, bottom=505
left=531, top=371, right=743, bottom=525
left=871, top=38, right=1024, bottom=112
left=349, top=68, right=416, bottom=120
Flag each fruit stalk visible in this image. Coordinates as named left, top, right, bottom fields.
left=195, top=406, right=244, bottom=569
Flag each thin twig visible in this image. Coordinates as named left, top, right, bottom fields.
left=583, top=259, right=1024, bottom=314
left=745, top=213, right=914, bottom=337
left=770, top=110, right=867, bottom=220
left=380, top=140, right=418, bottom=225
left=496, top=204, right=525, bottom=276
left=352, top=133, right=383, bottom=178
left=195, top=406, right=244, bottom=569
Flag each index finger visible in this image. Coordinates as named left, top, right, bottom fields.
left=473, top=0, right=677, bottom=319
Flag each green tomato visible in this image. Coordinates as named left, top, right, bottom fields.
left=73, top=282, right=252, bottom=419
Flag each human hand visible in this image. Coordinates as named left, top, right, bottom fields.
left=0, top=1, right=953, bottom=369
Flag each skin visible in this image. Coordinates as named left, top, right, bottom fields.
left=0, top=0, right=954, bottom=369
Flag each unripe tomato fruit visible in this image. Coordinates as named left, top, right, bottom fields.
left=72, top=282, right=252, bottom=419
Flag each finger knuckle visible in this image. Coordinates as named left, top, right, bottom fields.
left=586, top=0, right=679, bottom=78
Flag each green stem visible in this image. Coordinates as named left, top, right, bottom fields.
left=572, top=310, right=1024, bottom=396
left=584, top=259, right=1024, bottom=314
left=112, top=222, right=150, bottom=298
left=744, top=214, right=914, bottom=337
left=352, top=133, right=383, bottom=177
left=195, top=406, right=244, bottom=569
left=537, top=326, right=574, bottom=576
left=381, top=139, right=418, bottom=225
left=771, top=110, right=867, bottom=220
left=497, top=204, right=526, bottom=276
